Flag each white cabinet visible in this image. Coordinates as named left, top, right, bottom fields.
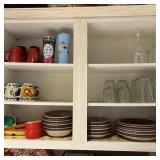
left=4, top=5, right=156, bottom=152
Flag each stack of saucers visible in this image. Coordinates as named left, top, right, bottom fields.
left=116, top=118, right=156, bottom=141
left=42, top=110, right=72, bottom=137
left=88, top=117, right=112, bottom=139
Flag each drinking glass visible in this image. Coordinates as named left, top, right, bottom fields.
left=103, top=80, right=116, bottom=103
left=116, top=80, right=131, bottom=103
left=134, top=32, right=147, bottom=63
left=132, top=76, right=154, bottom=102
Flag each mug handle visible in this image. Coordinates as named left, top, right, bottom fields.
left=5, top=50, right=11, bottom=62
left=14, top=86, right=22, bottom=98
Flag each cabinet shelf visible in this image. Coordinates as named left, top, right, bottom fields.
left=88, top=63, right=156, bottom=73
left=4, top=135, right=155, bottom=152
left=4, top=62, right=73, bottom=72
left=4, top=101, right=73, bottom=106
left=88, top=103, right=156, bottom=107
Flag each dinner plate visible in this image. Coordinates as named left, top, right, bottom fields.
left=117, top=126, right=156, bottom=133
left=117, top=132, right=156, bottom=141
left=88, top=126, right=111, bottom=131
left=88, top=117, right=110, bottom=124
left=117, top=118, right=155, bottom=128
left=116, top=128, right=156, bottom=136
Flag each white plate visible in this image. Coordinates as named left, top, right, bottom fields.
left=117, top=132, right=156, bottom=141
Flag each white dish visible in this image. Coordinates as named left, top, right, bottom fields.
left=45, top=129, right=72, bottom=137
left=117, top=132, right=156, bottom=141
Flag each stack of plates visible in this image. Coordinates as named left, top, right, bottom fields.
left=88, top=117, right=112, bottom=139
left=116, top=118, right=156, bottom=141
left=42, top=110, right=72, bottom=137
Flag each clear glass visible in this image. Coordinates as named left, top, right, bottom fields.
left=103, top=80, right=116, bottom=103
left=103, top=87, right=116, bottom=103
left=147, top=46, right=156, bottom=63
left=116, top=80, right=131, bottom=103
left=132, top=76, right=154, bottom=103
left=134, top=33, right=147, bottom=63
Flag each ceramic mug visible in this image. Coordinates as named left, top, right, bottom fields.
left=4, top=83, right=21, bottom=101
left=19, top=83, right=39, bottom=101
left=5, top=47, right=24, bottom=62
left=27, top=46, right=41, bottom=63
left=25, top=120, right=42, bottom=139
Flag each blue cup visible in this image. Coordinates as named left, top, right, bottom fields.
left=57, top=33, right=70, bottom=63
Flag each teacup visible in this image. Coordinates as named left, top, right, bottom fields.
left=19, top=83, right=39, bottom=101
left=4, top=83, right=21, bottom=101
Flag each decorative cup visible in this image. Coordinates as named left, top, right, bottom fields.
left=57, top=33, right=71, bottom=63
left=19, top=83, right=39, bottom=101
left=4, top=83, right=21, bottom=101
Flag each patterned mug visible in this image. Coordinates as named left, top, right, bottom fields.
left=19, top=83, right=39, bottom=101
left=4, top=83, right=21, bottom=101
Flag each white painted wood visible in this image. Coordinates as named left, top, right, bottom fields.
left=4, top=21, right=73, bottom=39
left=88, top=103, right=156, bottom=107
left=4, top=101, right=73, bottom=106
left=88, top=16, right=155, bottom=38
left=88, top=63, right=155, bottom=73
left=4, top=135, right=155, bottom=152
left=73, top=20, right=88, bottom=143
left=5, top=62, right=73, bottom=72
left=4, top=5, right=155, bottom=20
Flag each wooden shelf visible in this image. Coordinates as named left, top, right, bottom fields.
left=4, top=62, right=73, bottom=72
left=88, top=103, right=156, bottom=107
left=88, top=63, right=156, bottom=73
left=86, top=135, right=155, bottom=152
left=4, top=101, right=73, bottom=106
left=4, top=135, right=155, bottom=152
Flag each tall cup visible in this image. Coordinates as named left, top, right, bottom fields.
left=57, top=33, right=71, bottom=63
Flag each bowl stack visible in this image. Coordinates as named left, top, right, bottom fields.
left=88, top=117, right=112, bottom=139
left=116, top=118, right=156, bottom=141
left=42, top=110, right=72, bottom=137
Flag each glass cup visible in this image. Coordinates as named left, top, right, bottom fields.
left=116, top=80, right=131, bottom=103
left=103, top=80, right=116, bottom=103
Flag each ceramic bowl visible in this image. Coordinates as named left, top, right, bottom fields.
left=43, top=121, right=72, bottom=126
left=43, top=125, right=72, bottom=130
left=43, top=123, right=72, bottom=129
left=43, top=110, right=72, bottom=119
left=42, top=118, right=72, bottom=123
left=45, top=129, right=72, bottom=137
left=88, top=130, right=111, bottom=135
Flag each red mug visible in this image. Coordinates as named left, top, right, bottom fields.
left=16, top=46, right=27, bottom=62
left=25, top=120, right=42, bottom=139
left=27, top=46, right=40, bottom=63
left=5, top=47, right=24, bottom=62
